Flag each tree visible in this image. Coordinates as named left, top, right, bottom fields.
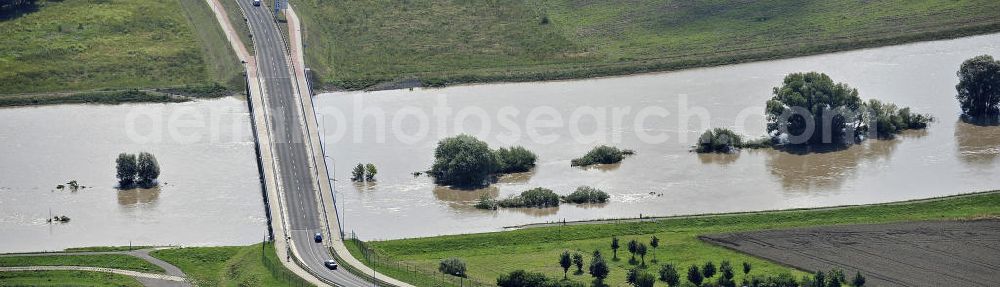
left=351, top=163, right=364, bottom=182
left=495, top=146, right=537, bottom=173
left=636, top=243, right=648, bottom=266
left=559, top=251, right=572, bottom=279
left=136, top=152, right=160, bottom=186
left=719, top=260, right=734, bottom=280
left=430, top=134, right=499, bottom=186
left=702, top=261, right=716, bottom=279
left=611, top=237, right=620, bottom=260
left=827, top=269, right=845, bottom=287
left=851, top=271, right=866, bottom=287
left=115, top=153, right=137, bottom=187
left=627, top=239, right=638, bottom=262
left=766, top=72, right=863, bottom=146
left=658, top=264, right=680, bottom=287
left=861, top=99, right=932, bottom=138
left=742, top=262, right=752, bottom=276
left=626, top=268, right=639, bottom=285
left=649, top=236, right=659, bottom=262
left=956, top=55, right=1000, bottom=121
left=573, top=253, right=584, bottom=274
left=364, top=163, right=377, bottom=181
left=813, top=271, right=826, bottom=287
left=438, top=258, right=466, bottom=277
left=687, top=265, right=703, bottom=286
left=634, top=272, right=656, bottom=287
left=588, top=251, right=610, bottom=283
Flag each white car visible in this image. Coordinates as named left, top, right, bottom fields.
left=323, top=259, right=338, bottom=270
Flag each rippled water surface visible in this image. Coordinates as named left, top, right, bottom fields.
left=316, top=34, right=1000, bottom=240
left=0, top=98, right=265, bottom=252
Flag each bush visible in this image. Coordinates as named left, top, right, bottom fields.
left=747, top=273, right=798, bottom=287
left=438, top=257, right=466, bottom=277
left=430, top=134, right=499, bottom=187
left=571, top=145, right=628, bottom=166
left=474, top=194, right=498, bottom=210
left=496, top=270, right=583, bottom=287
left=497, top=188, right=560, bottom=208
left=696, top=128, right=744, bottom=153
left=956, top=55, right=1000, bottom=121
left=561, top=186, right=610, bottom=204
left=495, top=146, right=537, bottom=173
left=862, top=99, right=932, bottom=138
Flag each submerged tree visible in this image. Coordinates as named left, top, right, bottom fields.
left=115, top=153, right=137, bottom=187
left=351, top=163, right=364, bottom=182
left=766, top=72, right=863, bottom=146
left=956, top=55, right=1000, bottom=121
left=364, top=163, right=377, bottom=181
left=136, top=152, right=160, bottom=186
left=430, top=134, right=499, bottom=187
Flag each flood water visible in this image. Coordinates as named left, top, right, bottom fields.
left=0, top=98, right=265, bottom=252
left=316, top=33, right=1000, bottom=240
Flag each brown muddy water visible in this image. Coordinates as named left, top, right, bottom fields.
left=0, top=98, right=265, bottom=252
left=315, top=33, right=1000, bottom=240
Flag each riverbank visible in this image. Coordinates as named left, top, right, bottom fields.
left=352, top=190, right=1000, bottom=287
left=295, top=0, right=1000, bottom=90
left=0, top=0, right=243, bottom=100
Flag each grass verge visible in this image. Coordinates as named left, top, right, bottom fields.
left=0, top=270, right=142, bottom=287
left=0, top=254, right=165, bottom=274
left=358, top=190, right=1000, bottom=287
left=217, top=0, right=254, bottom=56
left=292, top=0, right=1000, bottom=90
left=150, top=242, right=313, bottom=287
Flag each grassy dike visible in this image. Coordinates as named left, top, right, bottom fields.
left=0, top=254, right=165, bottom=274
left=353, top=191, right=1000, bottom=287
left=150, top=242, right=312, bottom=287
left=0, top=0, right=244, bottom=102
left=0, top=270, right=143, bottom=287
left=293, top=0, right=1000, bottom=90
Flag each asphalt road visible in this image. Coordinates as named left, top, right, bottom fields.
left=235, top=1, right=371, bottom=286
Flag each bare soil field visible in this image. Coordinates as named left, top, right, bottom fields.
left=701, top=220, right=1000, bottom=287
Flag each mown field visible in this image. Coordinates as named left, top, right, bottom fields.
left=292, top=0, right=1000, bottom=90
left=0, top=270, right=142, bottom=287
left=358, top=191, right=1000, bottom=287
left=0, top=0, right=243, bottom=97
left=150, top=243, right=312, bottom=287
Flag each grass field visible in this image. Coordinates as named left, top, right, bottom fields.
left=150, top=243, right=312, bottom=287
left=0, top=254, right=165, bottom=274
left=0, top=0, right=243, bottom=98
left=292, top=0, right=1000, bottom=90
left=0, top=270, right=142, bottom=287
left=357, top=191, right=1000, bottom=287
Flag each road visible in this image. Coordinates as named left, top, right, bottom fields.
left=234, top=0, right=371, bottom=286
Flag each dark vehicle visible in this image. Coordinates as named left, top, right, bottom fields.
left=324, top=260, right=338, bottom=270
left=314, top=233, right=322, bottom=243
left=252, top=0, right=261, bottom=6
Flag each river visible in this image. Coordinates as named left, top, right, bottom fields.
left=0, top=98, right=265, bottom=252
left=315, top=33, right=1000, bottom=240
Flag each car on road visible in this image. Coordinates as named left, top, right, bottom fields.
left=324, top=259, right=338, bottom=270
left=314, top=233, right=323, bottom=243
left=252, top=0, right=261, bottom=6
